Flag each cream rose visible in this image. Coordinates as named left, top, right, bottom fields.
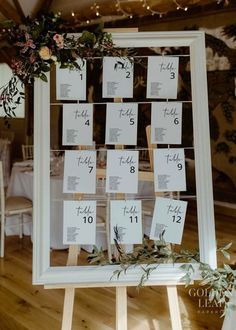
left=39, top=46, right=51, bottom=60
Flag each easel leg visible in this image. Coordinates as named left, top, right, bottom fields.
left=116, top=286, right=127, bottom=330
left=61, top=287, right=75, bottom=330
left=167, top=285, right=182, bottom=330
left=61, top=245, right=79, bottom=330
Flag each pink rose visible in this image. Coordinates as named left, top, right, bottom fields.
left=53, top=34, right=64, bottom=48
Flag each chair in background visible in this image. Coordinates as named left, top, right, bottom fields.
left=0, top=131, right=15, bottom=183
left=0, top=161, right=33, bottom=257
left=22, top=144, right=34, bottom=161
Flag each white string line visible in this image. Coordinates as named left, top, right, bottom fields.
left=50, top=101, right=193, bottom=106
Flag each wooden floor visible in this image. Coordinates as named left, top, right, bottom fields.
left=0, top=205, right=235, bottom=330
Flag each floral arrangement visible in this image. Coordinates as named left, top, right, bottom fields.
left=0, top=12, right=116, bottom=119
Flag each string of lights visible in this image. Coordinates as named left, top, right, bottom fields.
left=90, top=2, right=101, bottom=17
left=140, top=0, right=166, bottom=18
left=115, top=0, right=134, bottom=19
left=172, top=0, right=188, bottom=11
left=69, top=0, right=231, bottom=25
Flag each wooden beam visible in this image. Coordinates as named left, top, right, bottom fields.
left=0, top=0, right=21, bottom=23
left=0, top=49, right=12, bottom=67
left=32, top=0, right=54, bottom=17
left=12, top=0, right=26, bottom=21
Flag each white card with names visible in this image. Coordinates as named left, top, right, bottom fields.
left=147, top=56, right=179, bottom=99
left=63, top=200, right=96, bottom=245
left=106, top=150, right=139, bottom=193
left=154, top=148, right=186, bottom=191
left=150, top=197, right=187, bottom=244
left=63, top=150, right=96, bottom=193
left=56, top=58, right=86, bottom=100
left=102, top=57, right=134, bottom=98
left=105, top=103, right=138, bottom=145
left=62, top=103, right=93, bottom=146
left=110, top=200, right=142, bottom=244
left=151, top=102, right=182, bottom=144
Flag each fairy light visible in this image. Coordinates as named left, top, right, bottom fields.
left=173, top=0, right=188, bottom=11
left=91, top=2, right=100, bottom=17
left=115, top=0, right=134, bottom=18
left=142, top=0, right=166, bottom=17
left=78, top=0, right=230, bottom=26
left=71, top=11, right=75, bottom=17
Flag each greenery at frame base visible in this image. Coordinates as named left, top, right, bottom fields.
left=88, top=238, right=235, bottom=317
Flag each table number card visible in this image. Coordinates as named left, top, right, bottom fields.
left=63, top=200, right=96, bottom=244
left=151, top=102, right=182, bottom=144
left=63, top=150, right=96, bottom=193
left=150, top=197, right=188, bottom=244
left=56, top=58, right=87, bottom=100
left=154, top=148, right=186, bottom=191
left=102, top=57, right=134, bottom=98
left=106, top=150, right=139, bottom=193
left=110, top=200, right=142, bottom=244
left=147, top=56, right=179, bottom=99
left=105, top=103, right=138, bottom=145
left=62, top=103, right=93, bottom=146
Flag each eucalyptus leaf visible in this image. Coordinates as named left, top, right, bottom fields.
left=39, top=73, right=48, bottom=82
left=222, top=250, right=231, bottom=260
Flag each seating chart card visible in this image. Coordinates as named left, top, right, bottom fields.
left=63, top=150, right=96, bottom=193
left=62, top=103, right=93, bottom=146
left=150, top=197, right=188, bottom=244
left=110, top=200, right=142, bottom=244
left=102, top=57, right=134, bottom=98
left=146, top=56, right=179, bottom=99
left=151, top=102, right=182, bottom=144
left=56, top=58, right=87, bottom=100
left=63, top=200, right=96, bottom=245
left=106, top=150, right=139, bottom=193
left=105, top=103, right=138, bottom=145
left=153, top=148, right=186, bottom=192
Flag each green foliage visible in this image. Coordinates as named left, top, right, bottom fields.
left=88, top=239, right=235, bottom=316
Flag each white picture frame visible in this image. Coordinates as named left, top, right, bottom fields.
left=33, top=31, right=216, bottom=286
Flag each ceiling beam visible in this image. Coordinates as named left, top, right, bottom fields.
left=32, top=0, right=54, bottom=17
left=0, top=49, right=12, bottom=67
left=12, top=0, right=26, bottom=21
left=0, top=0, right=22, bottom=24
